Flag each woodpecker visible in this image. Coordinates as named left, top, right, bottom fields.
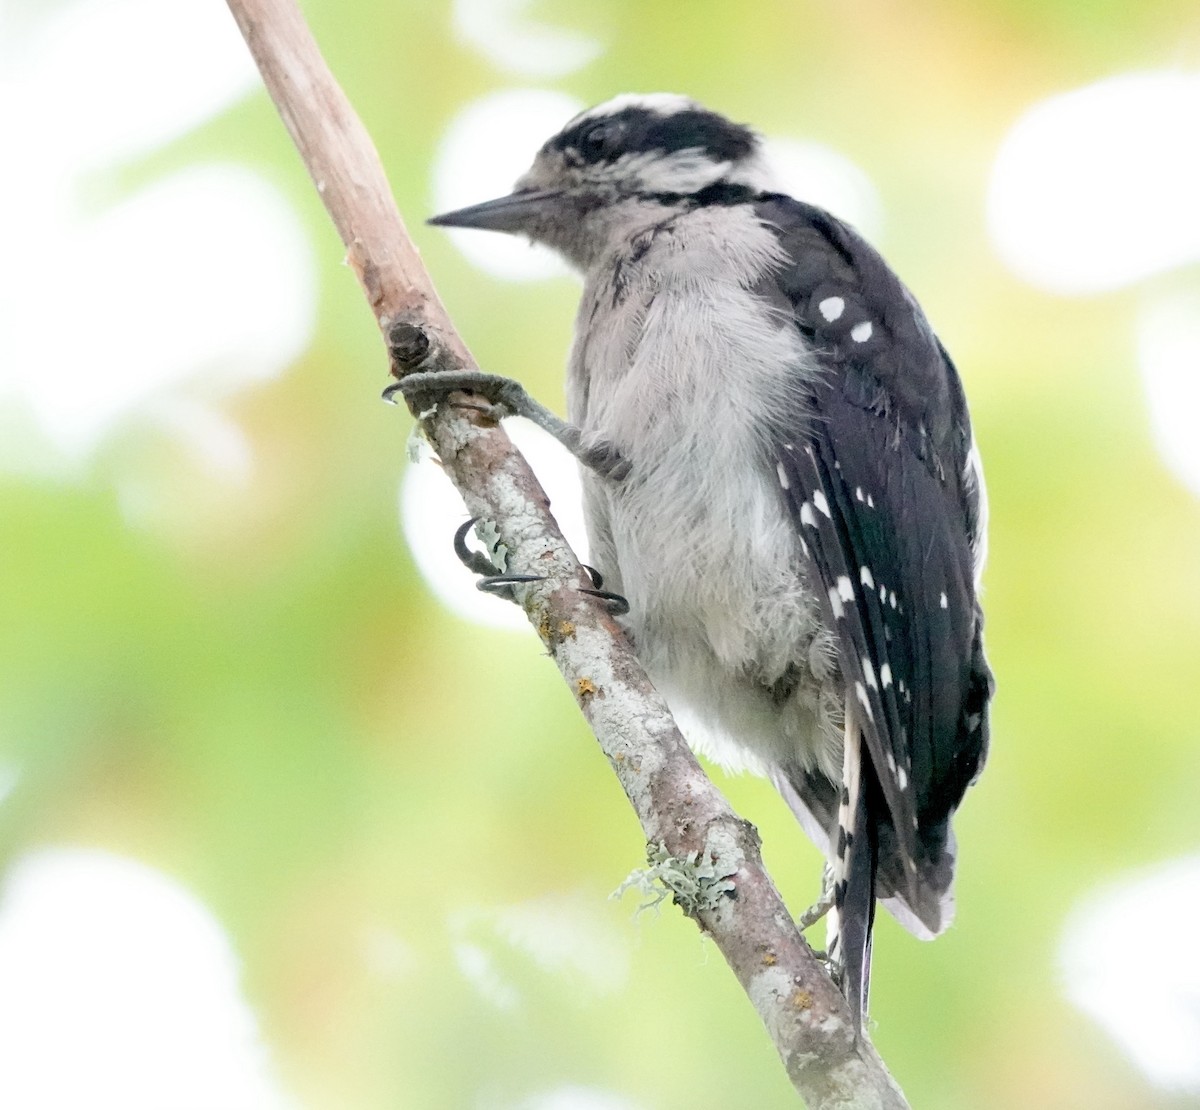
left=407, top=93, right=993, bottom=1031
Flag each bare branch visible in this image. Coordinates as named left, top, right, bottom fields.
left=224, top=1, right=910, bottom=1104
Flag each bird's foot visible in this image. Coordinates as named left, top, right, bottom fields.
left=385, top=369, right=629, bottom=481
left=452, top=521, right=629, bottom=614
left=452, top=517, right=542, bottom=606
left=385, top=369, right=526, bottom=422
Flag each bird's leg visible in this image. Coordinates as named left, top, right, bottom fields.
left=798, top=861, right=835, bottom=932
left=385, top=369, right=630, bottom=481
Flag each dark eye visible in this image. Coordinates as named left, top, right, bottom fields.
left=579, top=122, right=616, bottom=160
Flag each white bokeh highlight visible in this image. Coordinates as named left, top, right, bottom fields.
left=401, top=417, right=589, bottom=630
left=763, top=137, right=884, bottom=241
left=432, top=89, right=583, bottom=281
left=1137, top=291, right=1200, bottom=500
left=4, top=0, right=257, bottom=172
left=2, top=166, right=314, bottom=471
left=450, top=892, right=630, bottom=1012
left=452, top=0, right=603, bottom=79
left=0, top=848, right=294, bottom=1110
left=0, top=0, right=316, bottom=483
left=1060, top=854, right=1200, bottom=1091
left=988, top=72, right=1200, bottom=295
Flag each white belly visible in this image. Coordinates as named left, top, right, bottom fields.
left=566, top=207, right=844, bottom=778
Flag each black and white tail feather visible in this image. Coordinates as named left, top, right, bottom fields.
left=765, top=191, right=992, bottom=1031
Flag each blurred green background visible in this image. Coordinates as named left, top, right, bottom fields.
left=2, top=0, right=1200, bottom=1107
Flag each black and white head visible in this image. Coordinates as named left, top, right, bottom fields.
left=431, top=93, right=776, bottom=268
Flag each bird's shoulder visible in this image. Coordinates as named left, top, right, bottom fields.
left=749, top=194, right=972, bottom=468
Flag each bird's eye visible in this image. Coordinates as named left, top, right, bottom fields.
left=579, top=122, right=616, bottom=160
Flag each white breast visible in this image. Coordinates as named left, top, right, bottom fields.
left=567, top=205, right=844, bottom=779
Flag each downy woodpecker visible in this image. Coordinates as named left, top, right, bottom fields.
left=413, top=94, right=993, bottom=1031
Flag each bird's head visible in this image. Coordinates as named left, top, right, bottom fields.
left=430, top=94, right=774, bottom=268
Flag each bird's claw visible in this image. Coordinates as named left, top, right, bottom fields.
left=452, top=517, right=541, bottom=605
left=453, top=521, right=628, bottom=612
left=384, top=370, right=526, bottom=422
left=580, top=565, right=629, bottom=614
left=477, top=573, right=545, bottom=596
left=579, top=588, right=630, bottom=616
left=385, top=371, right=629, bottom=483
left=453, top=517, right=503, bottom=578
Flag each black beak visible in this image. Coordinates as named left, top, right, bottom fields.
left=428, top=189, right=563, bottom=234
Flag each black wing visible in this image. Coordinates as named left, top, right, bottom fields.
left=758, top=196, right=993, bottom=1013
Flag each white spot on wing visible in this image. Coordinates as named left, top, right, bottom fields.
left=818, top=296, right=845, bottom=322
left=939, top=591, right=949, bottom=609
left=776, top=461, right=790, bottom=489
left=897, top=766, right=909, bottom=790
left=880, top=663, right=892, bottom=688
left=862, top=657, right=877, bottom=690
left=813, top=490, right=831, bottom=517
left=859, top=566, right=874, bottom=588
left=837, top=576, right=855, bottom=602
left=828, top=586, right=845, bottom=619
left=850, top=320, right=873, bottom=343
left=800, top=502, right=817, bottom=527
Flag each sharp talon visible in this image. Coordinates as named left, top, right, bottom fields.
left=382, top=380, right=404, bottom=404
left=453, top=518, right=499, bottom=578
left=478, top=573, right=544, bottom=596
left=579, top=587, right=630, bottom=616
left=582, top=564, right=605, bottom=590
left=453, top=517, right=481, bottom=566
